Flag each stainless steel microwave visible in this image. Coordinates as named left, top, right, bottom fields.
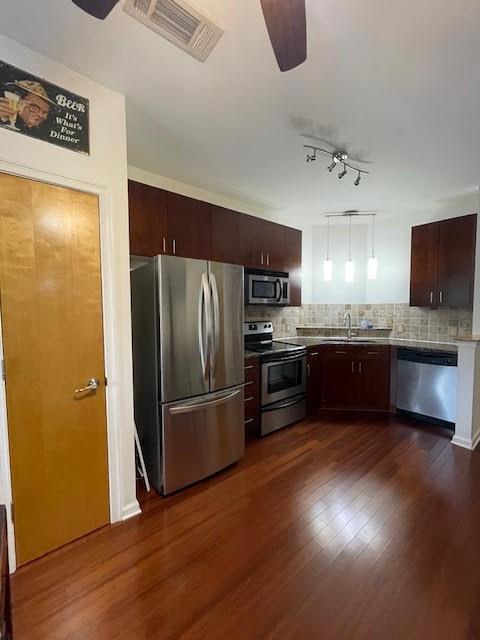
left=245, top=270, right=290, bottom=305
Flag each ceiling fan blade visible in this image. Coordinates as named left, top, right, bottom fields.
left=71, top=0, right=120, bottom=19
left=260, top=0, right=307, bottom=72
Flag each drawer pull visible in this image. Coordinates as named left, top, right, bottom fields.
left=244, top=364, right=254, bottom=370
left=335, top=351, right=347, bottom=355
left=244, top=380, right=254, bottom=386
left=310, top=351, right=319, bottom=356
left=245, top=396, right=254, bottom=402
left=244, top=418, right=254, bottom=424
left=367, top=351, right=379, bottom=355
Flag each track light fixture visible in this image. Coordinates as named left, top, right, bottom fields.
left=304, top=144, right=370, bottom=185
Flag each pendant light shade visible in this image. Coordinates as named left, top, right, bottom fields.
left=323, top=216, right=333, bottom=281
left=368, top=214, right=378, bottom=280
left=345, top=214, right=354, bottom=283
left=345, top=260, right=355, bottom=283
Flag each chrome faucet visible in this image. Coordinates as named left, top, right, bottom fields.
left=343, top=312, right=356, bottom=341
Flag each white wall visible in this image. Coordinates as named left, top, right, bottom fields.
left=304, top=191, right=479, bottom=305
left=0, top=36, right=139, bottom=567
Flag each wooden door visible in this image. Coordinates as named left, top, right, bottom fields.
left=128, top=180, right=168, bottom=256
left=284, top=226, right=302, bottom=306
left=409, top=222, right=439, bottom=307
left=166, top=192, right=212, bottom=260
left=211, top=206, right=241, bottom=264
left=0, top=174, right=109, bottom=565
left=357, top=347, right=391, bottom=410
left=437, top=214, right=476, bottom=309
left=322, top=348, right=358, bottom=407
left=306, top=348, right=322, bottom=415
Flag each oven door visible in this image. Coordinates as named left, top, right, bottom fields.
left=247, top=274, right=288, bottom=305
left=261, top=354, right=306, bottom=405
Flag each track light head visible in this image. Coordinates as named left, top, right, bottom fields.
left=354, top=172, right=361, bottom=186
left=327, top=161, right=336, bottom=172
left=338, top=164, right=347, bottom=179
left=306, top=152, right=316, bottom=163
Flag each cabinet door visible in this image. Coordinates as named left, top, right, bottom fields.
left=238, top=213, right=266, bottom=268
left=437, top=214, right=477, bottom=309
left=263, top=221, right=285, bottom=270
left=322, top=348, right=358, bottom=407
left=284, top=226, right=302, bottom=306
left=166, top=192, right=212, bottom=260
left=410, top=222, right=439, bottom=307
left=357, top=347, right=391, bottom=410
left=244, top=357, right=260, bottom=437
left=128, top=180, right=168, bottom=256
left=211, top=206, right=241, bottom=264
left=306, top=348, right=322, bottom=415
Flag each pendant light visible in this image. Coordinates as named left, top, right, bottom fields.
left=323, top=216, right=333, bottom=281
left=367, top=214, right=378, bottom=280
left=345, top=214, right=355, bottom=283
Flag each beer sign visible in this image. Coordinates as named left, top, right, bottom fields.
left=0, top=60, right=90, bottom=155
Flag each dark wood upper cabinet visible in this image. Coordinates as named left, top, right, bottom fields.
left=211, top=206, right=241, bottom=264
left=284, top=226, right=302, bottom=306
left=166, top=192, right=212, bottom=260
left=410, top=222, right=439, bottom=307
left=128, top=180, right=167, bottom=257
left=437, top=214, right=476, bottom=309
left=410, top=213, right=477, bottom=309
left=128, top=181, right=302, bottom=306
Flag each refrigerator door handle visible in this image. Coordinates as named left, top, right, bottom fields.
left=209, top=271, right=220, bottom=378
left=198, top=272, right=212, bottom=381
left=168, top=389, right=242, bottom=414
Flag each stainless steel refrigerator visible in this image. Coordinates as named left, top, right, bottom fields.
left=131, top=255, right=245, bottom=494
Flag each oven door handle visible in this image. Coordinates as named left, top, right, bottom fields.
left=264, top=353, right=306, bottom=364
left=263, top=396, right=305, bottom=412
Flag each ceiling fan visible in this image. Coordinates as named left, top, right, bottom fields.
left=70, top=0, right=307, bottom=72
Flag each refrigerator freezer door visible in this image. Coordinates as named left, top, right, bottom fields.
left=208, top=261, right=244, bottom=392
left=162, top=385, right=245, bottom=494
left=158, top=255, right=210, bottom=403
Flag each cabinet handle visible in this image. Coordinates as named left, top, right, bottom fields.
left=172, top=238, right=176, bottom=255
left=307, top=363, right=310, bottom=376
left=267, top=253, right=270, bottom=266
left=310, top=351, right=319, bottom=356
left=244, top=380, right=254, bottom=386
left=351, top=361, right=355, bottom=373
left=261, top=252, right=264, bottom=265
left=367, top=351, right=379, bottom=355
left=244, top=365, right=254, bottom=370
left=244, top=418, right=254, bottom=425
left=336, top=351, right=347, bottom=355
left=430, top=291, right=433, bottom=304
left=439, top=290, right=443, bottom=304
left=245, top=396, right=254, bottom=402
left=162, top=237, right=166, bottom=253
left=359, top=361, right=363, bottom=374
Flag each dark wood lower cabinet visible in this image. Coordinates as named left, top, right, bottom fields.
left=306, top=347, right=322, bottom=415
left=244, top=357, right=260, bottom=436
left=320, top=345, right=391, bottom=411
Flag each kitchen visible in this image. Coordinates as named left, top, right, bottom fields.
left=1, top=2, right=480, bottom=639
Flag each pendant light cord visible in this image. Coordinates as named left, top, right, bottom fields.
left=371, top=214, right=376, bottom=259
left=348, top=215, right=352, bottom=261
left=326, top=217, right=330, bottom=260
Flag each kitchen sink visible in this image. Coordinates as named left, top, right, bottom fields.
left=318, top=338, right=381, bottom=345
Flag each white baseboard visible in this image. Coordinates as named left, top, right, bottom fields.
left=121, top=500, right=142, bottom=521
left=451, top=433, right=480, bottom=450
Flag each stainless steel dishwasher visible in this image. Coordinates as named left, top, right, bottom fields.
left=396, top=349, right=457, bottom=427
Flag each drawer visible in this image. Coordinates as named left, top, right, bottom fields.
left=356, top=345, right=390, bottom=359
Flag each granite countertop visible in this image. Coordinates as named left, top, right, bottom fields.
left=277, top=336, right=459, bottom=353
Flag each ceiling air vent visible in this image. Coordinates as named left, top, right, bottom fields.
left=124, top=0, right=223, bottom=62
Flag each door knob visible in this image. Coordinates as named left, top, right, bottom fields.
left=74, top=377, right=99, bottom=396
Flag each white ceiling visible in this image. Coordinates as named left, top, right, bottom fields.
left=1, top=0, right=480, bottom=225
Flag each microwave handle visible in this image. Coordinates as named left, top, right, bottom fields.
left=276, top=278, right=282, bottom=302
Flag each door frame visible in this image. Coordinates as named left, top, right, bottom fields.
left=0, top=160, right=140, bottom=571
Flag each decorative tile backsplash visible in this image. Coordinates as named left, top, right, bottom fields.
left=245, top=303, right=473, bottom=342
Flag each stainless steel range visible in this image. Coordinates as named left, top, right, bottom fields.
left=244, top=322, right=306, bottom=436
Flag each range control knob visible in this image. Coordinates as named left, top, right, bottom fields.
left=264, top=324, right=268, bottom=328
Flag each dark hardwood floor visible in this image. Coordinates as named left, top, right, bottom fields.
left=10, top=411, right=480, bottom=639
